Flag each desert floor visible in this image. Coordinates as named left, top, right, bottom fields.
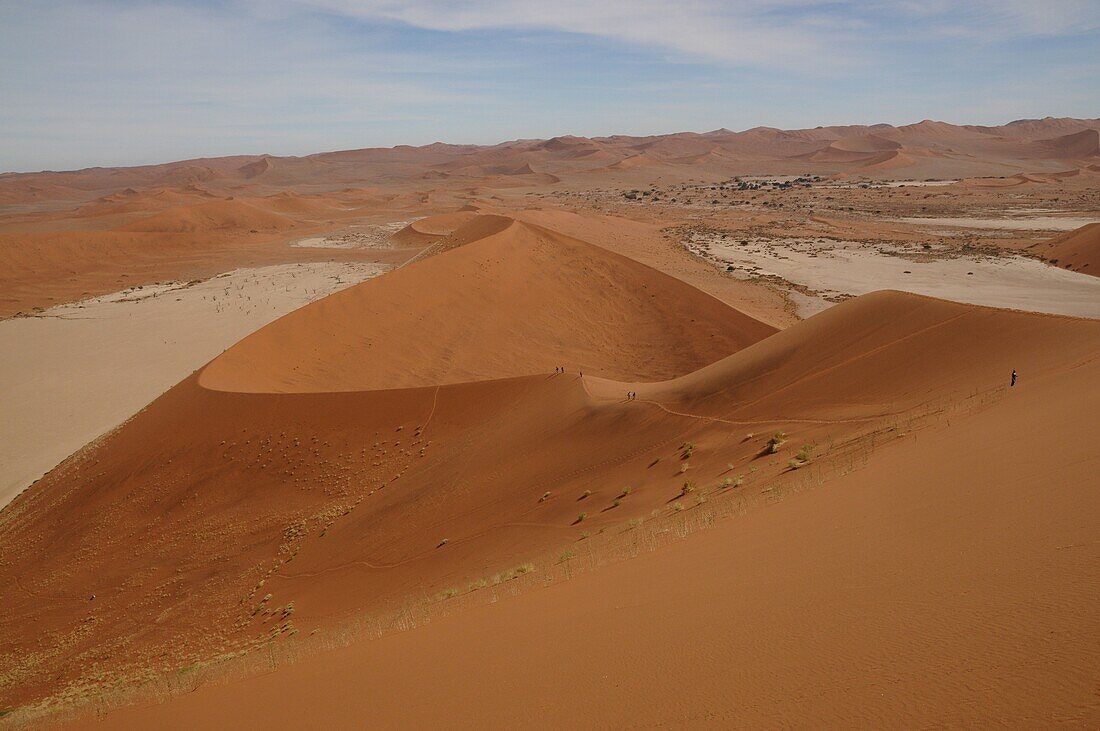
left=0, top=262, right=388, bottom=508
left=1, top=120, right=1098, bottom=727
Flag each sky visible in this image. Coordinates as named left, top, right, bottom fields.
left=1, top=0, right=1098, bottom=172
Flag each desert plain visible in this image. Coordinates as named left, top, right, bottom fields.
left=1, top=118, right=1099, bottom=727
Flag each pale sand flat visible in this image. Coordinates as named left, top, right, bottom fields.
left=0, top=262, right=386, bottom=509
left=688, top=235, right=1100, bottom=319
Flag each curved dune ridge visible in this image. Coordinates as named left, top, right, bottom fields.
left=199, top=214, right=775, bottom=393
left=3, top=279, right=1099, bottom=725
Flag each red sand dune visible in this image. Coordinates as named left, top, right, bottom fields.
left=858, top=150, right=915, bottom=171
left=200, top=215, right=773, bottom=392
left=74, top=342, right=1100, bottom=727
left=2, top=206, right=1099, bottom=726
left=1031, top=128, right=1100, bottom=159
left=5, top=117, right=1100, bottom=726
left=1030, top=222, right=1100, bottom=274
left=73, top=186, right=218, bottom=218
left=390, top=210, right=482, bottom=246
left=602, top=153, right=662, bottom=171
left=121, top=200, right=296, bottom=233
left=826, top=134, right=903, bottom=153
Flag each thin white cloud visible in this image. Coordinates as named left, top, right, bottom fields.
left=290, top=0, right=1100, bottom=66
left=291, top=0, right=850, bottom=68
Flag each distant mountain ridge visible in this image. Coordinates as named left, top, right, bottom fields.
left=2, top=117, right=1098, bottom=202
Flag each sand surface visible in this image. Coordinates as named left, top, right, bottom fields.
left=291, top=221, right=414, bottom=249
left=3, top=215, right=1099, bottom=727
left=683, top=232, right=1100, bottom=318
left=0, top=262, right=386, bottom=509
left=895, top=215, right=1100, bottom=231
left=3, top=118, right=1100, bottom=726
left=201, top=215, right=774, bottom=393
left=76, top=365, right=1100, bottom=727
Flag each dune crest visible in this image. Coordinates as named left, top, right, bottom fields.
left=199, top=215, right=775, bottom=393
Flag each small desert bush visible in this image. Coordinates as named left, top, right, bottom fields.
left=788, top=444, right=814, bottom=470
left=673, top=502, right=685, bottom=512
left=767, top=432, right=788, bottom=454
left=580, top=490, right=591, bottom=500
left=681, top=481, right=696, bottom=495
left=576, top=512, right=588, bottom=523
left=516, top=562, right=535, bottom=575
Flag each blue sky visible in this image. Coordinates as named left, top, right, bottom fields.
left=1, top=0, right=1097, bottom=172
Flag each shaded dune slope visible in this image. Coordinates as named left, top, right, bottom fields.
left=1030, top=222, right=1100, bottom=275
left=2, top=219, right=1099, bottom=722
left=82, top=339, right=1100, bottom=728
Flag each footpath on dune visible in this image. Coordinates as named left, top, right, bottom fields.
left=2, top=212, right=1098, bottom=725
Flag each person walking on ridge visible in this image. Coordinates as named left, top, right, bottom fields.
left=1011, top=369, right=1018, bottom=387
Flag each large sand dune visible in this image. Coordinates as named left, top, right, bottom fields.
left=200, top=215, right=774, bottom=393
left=2, top=210, right=1098, bottom=725
left=75, top=351, right=1100, bottom=727
left=3, top=116, right=1100, bottom=727
left=1030, top=222, right=1100, bottom=275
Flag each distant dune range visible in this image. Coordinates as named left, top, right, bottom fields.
left=2, top=214, right=1098, bottom=725
left=2, top=116, right=1098, bottom=317
left=4, top=118, right=1098, bottom=205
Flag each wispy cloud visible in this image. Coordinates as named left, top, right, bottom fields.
left=1, top=1, right=1097, bottom=171
left=292, top=0, right=850, bottom=68
left=292, top=0, right=1100, bottom=62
